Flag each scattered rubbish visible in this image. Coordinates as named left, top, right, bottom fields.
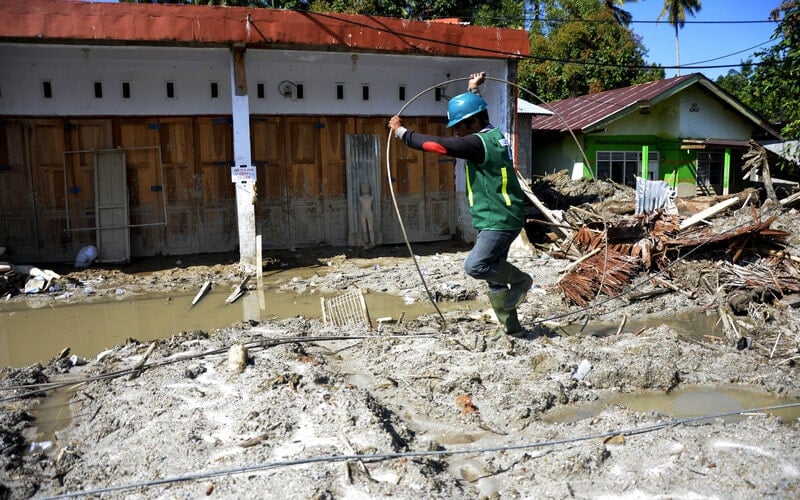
left=225, top=276, right=251, bottom=304
left=321, top=288, right=371, bottom=329
left=69, top=354, right=87, bottom=366
left=28, top=441, right=53, bottom=453
left=227, top=343, right=248, bottom=373
left=736, top=337, right=753, bottom=351
left=74, top=245, right=98, bottom=268
left=573, top=359, right=592, bottom=380
left=191, top=281, right=212, bottom=307
left=23, top=277, right=46, bottom=294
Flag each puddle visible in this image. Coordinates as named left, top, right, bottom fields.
left=0, top=289, right=476, bottom=368
left=556, top=311, right=723, bottom=342
left=546, top=386, right=800, bottom=424
left=27, top=384, right=78, bottom=448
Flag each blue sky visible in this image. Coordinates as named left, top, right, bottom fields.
left=624, top=0, right=783, bottom=80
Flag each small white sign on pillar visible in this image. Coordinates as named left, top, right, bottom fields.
left=231, top=164, right=257, bottom=183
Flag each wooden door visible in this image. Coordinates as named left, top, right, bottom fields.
left=118, top=119, right=165, bottom=256
left=362, top=116, right=454, bottom=244
left=196, top=117, right=236, bottom=252
left=64, top=120, right=114, bottom=254
left=422, top=119, right=455, bottom=238
left=0, top=121, right=38, bottom=261
left=29, top=120, right=71, bottom=261
left=285, top=117, right=323, bottom=246
left=252, top=116, right=290, bottom=249
left=94, top=150, right=130, bottom=263
left=159, top=118, right=199, bottom=255
left=320, top=117, right=352, bottom=246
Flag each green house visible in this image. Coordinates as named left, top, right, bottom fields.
left=530, top=73, right=782, bottom=197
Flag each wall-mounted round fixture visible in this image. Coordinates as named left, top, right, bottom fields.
left=279, top=80, right=296, bottom=98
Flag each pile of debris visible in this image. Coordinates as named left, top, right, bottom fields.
left=527, top=171, right=800, bottom=354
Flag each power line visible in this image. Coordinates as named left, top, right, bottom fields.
left=306, top=12, right=778, bottom=75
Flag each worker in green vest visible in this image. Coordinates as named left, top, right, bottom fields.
left=388, top=72, right=532, bottom=336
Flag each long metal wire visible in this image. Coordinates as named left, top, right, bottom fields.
left=44, top=400, right=800, bottom=499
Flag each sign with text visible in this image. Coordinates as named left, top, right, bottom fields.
left=231, top=164, right=257, bottom=183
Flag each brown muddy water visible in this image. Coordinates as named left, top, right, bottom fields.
left=1, top=289, right=476, bottom=369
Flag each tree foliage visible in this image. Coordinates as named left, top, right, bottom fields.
left=520, top=0, right=663, bottom=102
left=716, top=1, right=799, bottom=140
left=656, top=0, right=701, bottom=73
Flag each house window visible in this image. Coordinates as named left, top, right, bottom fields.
left=398, top=85, right=406, bottom=101
left=595, top=151, right=659, bottom=185
left=697, top=151, right=723, bottom=186
left=595, top=151, right=638, bottom=185
left=42, top=81, right=53, bottom=99
left=256, top=82, right=265, bottom=99
left=122, top=81, right=131, bottom=99
left=210, top=81, right=219, bottom=99
left=295, top=83, right=304, bottom=100
left=362, top=84, right=369, bottom=101
left=166, top=81, right=175, bottom=99
left=336, top=84, right=344, bottom=100
left=94, top=81, right=103, bottom=98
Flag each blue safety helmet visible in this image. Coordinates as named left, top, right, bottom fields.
left=446, top=92, right=488, bottom=128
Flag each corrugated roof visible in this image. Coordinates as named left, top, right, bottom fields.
left=530, top=73, right=781, bottom=139
left=530, top=74, right=697, bottom=132
left=0, top=0, right=529, bottom=58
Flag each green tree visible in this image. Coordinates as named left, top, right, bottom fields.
left=657, top=0, right=701, bottom=76
left=603, top=0, right=637, bottom=27
left=754, top=0, right=800, bottom=140
left=718, top=1, right=799, bottom=141
left=520, top=0, right=662, bottom=102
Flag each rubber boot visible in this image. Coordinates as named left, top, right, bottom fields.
left=487, top=290, right=524, bottom=336
left=492, top=261, right=533, bottom=311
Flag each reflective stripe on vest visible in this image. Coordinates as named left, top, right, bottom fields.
left=500, top=167, right=512, bottom=206
left=465, top=165, right=474, bottom=207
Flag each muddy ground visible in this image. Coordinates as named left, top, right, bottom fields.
left=2, top=175, right=800, bottom=499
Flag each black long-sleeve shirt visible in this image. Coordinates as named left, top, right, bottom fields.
left=399, top=129, right=486, bottom=164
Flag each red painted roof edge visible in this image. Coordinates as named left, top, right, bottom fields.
left=0, top=0, right=530, bottom=59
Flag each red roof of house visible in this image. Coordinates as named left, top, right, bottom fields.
left=530, top=73, right=780, bottom=139
left=0, top=0, right=529, bottom=59
left=531, top=74, right=699, bottom=132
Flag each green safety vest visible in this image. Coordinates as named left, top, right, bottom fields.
left=464, top=127, right=525, bottom=230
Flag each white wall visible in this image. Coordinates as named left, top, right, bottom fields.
left=0, top=43, right=509, bottom=119
left=605, top=88, right=753, bottom=139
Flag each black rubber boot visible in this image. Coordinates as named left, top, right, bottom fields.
left=487, top=290, right=524, bottom=336
left=492, top=261, right=533, bottom=311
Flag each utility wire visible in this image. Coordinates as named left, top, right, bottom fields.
left=306, top=12, right=779, bottom=74
left=42, top=401, right=800, bottom=499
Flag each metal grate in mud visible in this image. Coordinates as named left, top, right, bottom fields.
left=321, top=288, right=372, bottom=329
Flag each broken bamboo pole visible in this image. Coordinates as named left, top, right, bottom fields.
left=558, top=247, right=602, bottom=275
left=516, top=169, right=571, bottom=238
left=127, top=342, right=156, bottom=380
left=679, top=197, right=740, bottom=230
left=779, top=190, right=800, bottom=207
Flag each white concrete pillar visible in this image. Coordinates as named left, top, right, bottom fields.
left=230, top=47, right=257, bottom=271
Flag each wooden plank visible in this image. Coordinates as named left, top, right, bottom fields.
left=679, top=196, right=740, bottom=230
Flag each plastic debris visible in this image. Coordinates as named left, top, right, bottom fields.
left=75, top=245, right=98, bottom=268
left=572, top=359, right=593, bottom=380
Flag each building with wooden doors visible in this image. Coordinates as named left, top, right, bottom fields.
left=0, top=0, right=529, bottom=265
